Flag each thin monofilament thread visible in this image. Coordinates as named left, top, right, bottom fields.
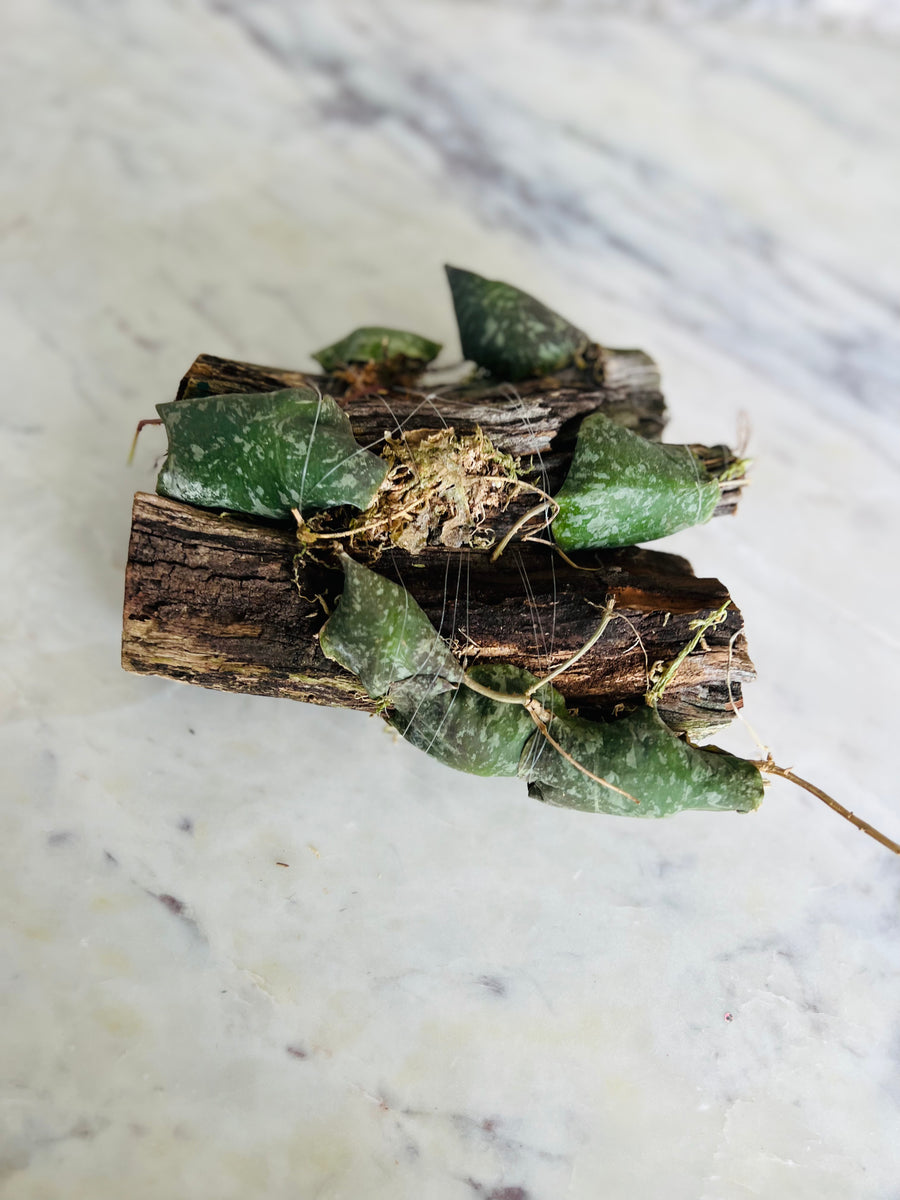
left=459, top=595, right=640, bottom=804
left=526, top=596, right=616, bottom=695
left=527, top=708, right=641, bottom=807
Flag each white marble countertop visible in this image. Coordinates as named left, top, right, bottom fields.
left=3, top=2, right=900, bottom=1197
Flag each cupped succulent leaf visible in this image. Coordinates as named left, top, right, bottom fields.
left=390, top=664, right=565, bottom=778
left=520, top=704, right=764, bottom=817
left=445, top=265, right=588, bottom=381
left=319, top=559, right=763, bottom=819
left=156, top=388, right=388, bottom=519
left=318, top=555, right=463, bottom=698
left=320, top=560, right=569, bottom=775
left=312, top=327, right=442, bottom=373
left=551, top=412, right=720, bottom=550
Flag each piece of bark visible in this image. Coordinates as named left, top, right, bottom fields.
left=123, top=493, right=754, bottom=737
left=174, top=354, right=744, bottom=519
left=176, top=349, right=667, bottom=448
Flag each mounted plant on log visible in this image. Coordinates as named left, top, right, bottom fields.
left=122, top=266, right=900, bottom=854
left=319, top=555, right=764, bottom=816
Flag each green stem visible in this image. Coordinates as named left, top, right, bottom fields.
left=460, top=674, right=531, bottom=706
left=490, top=501, right=554, bottom=563
left=525, top=596, right=616, bottom=695
left=461, top=597, right=617, bottom=707
left=527, top=708, right=641, bottom=805
left=646, top=600, right=731, bottom=707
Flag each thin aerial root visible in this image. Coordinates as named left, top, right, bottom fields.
left=461, top=674, right=532, bottom=707
left=128, top=418, right=163, bottom=465
left=507, top=478, right=557, bottom=505
left=290, top=552, right=331, bottom=615
left=462, top=474, right=558, bottom=509
left=552, top=543, right=604, bottom=572
left=491, top=501, right=554, bottom=562
left=758, top=761, right=900, bottom=857
left=475, top=473, right=561, bottom=564
left=528, top=596, right=616, bottom=694
left=529, top=709, right=641, bottom=805
left=460, top=596, right=636, bottom=804
left=519, top=537, right=607, bottom=574
left=612, top=609, right=650, bottom=690
left=646, top=599, right=731, bottom=706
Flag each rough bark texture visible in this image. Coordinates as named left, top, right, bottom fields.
left=122, top=352, right=752, bottom=735
left=123, top=493, right=754, bottom=737
left=177, top=350, right=668, bottom=451
left=175, top=353, right=744, bottom=518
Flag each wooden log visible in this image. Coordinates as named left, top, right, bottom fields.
left=176, top=349, right=668, bottom=452
left=174, top=353, right=745, bottom=519
left=122, top=492, right=754, bottom=738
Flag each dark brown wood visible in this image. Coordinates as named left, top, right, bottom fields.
left=174, top=353, right=744, bottom=519
left=123, top=493, right=754, bottom=737
left=176, top=349, right=668, bottom=450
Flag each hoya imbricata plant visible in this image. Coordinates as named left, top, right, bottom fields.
left=129, top=266, right=899, bottom=854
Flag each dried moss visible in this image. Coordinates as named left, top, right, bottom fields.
left=301, top=426, right=522, bottom=557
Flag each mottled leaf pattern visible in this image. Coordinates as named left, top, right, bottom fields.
left=156, top=388, right=387, bottom=519
left=318, top=555, right=463, bottom=698
left=445, top=265, right=588, bottom=381
left=390, top=664, right=565, bottom=778
left=520, top=705, right=763, bottom=817
left=320, top=558, right=763, bottom=818
left=313, top=327, right=442, bottom=372
left=552, top=413, right=720, bottom=549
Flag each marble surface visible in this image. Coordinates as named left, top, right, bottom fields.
left=3, top=2, right=900, bottom=1197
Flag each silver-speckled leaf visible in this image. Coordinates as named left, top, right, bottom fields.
left=318, top=555, right=463, bottom=698
left=390, top=664, right=566, bottom=778
left=156, top=389, right=388, bottom=519
left=319, top=560, right=763, bottom=819
left=520, top=704, right=763, bottom=817
left=552, top=413, right=720, bottom=549
left=312, top=327, right=442, bottom=372
left=445, top=265, right=588, bottom=381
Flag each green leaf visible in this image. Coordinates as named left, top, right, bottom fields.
left=445, top=265, right=588, bottom=381
left=390, top=664, right=565, bottom=778
left=312, top=327, right=442, bottom=372
left=156, top=388, right=388, bottom=519
left=320, top=560, right=566, bottom=775
left=552, top=413, right=720, bottom=549
left=320, top=558, right=764, bottom=821
left=318, top=555, right=463, bottom=698
left=520, top=705, right=764, bottom=817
